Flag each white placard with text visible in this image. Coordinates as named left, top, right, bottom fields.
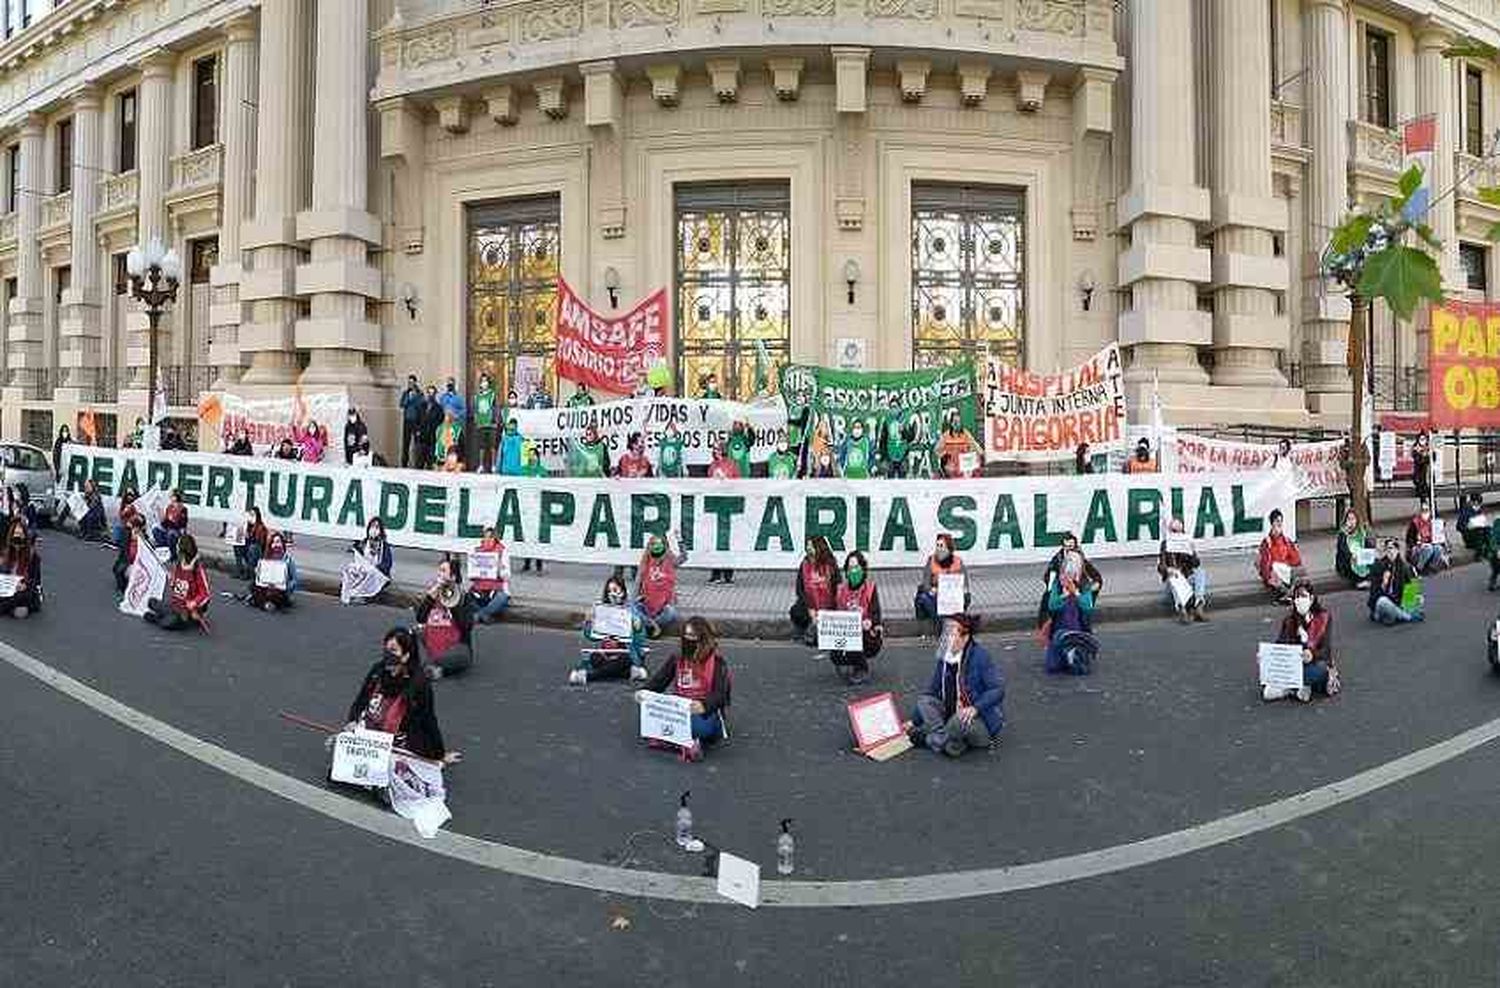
left=1257, top=642, right=1305, bottom=693
left=816, top=609, right=864, bottom=653
left=936, top=573, right=966, bottom=616
left=638, top=691, right=693, bottom=744
left=330, top=728, right=394, bottom=787
left=592, top=603, right=634, bottom=639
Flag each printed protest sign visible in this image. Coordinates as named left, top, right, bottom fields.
left=592, top=603, right=634, bottom=639
left=816, top=609, right=864, bottom=653
left=388, top=754, right=450, bottom=839
left=224, top=523, right=245, bottom=547
left=983, top=344, right=1127, bottom=460
left=340, top=554, right=389, bottom=604
left=1165, top=535, right=1193, bottom=555
left=119, top=546, right=168, bottom=617
left=469, top=551, right=499, bottom=582
left=1257, top=642, right=1305, bottom=693
left=639, top=691, right=693, bottom=744
left=1165, top=571, right=1193, bottom=608
left=936, top=573, right=966, bottom=616
left=198, top=391, right=349, bottom=456
left=846, top=692, right=910, bottom=761
left=553, top=277, right=668, bottom=395
left=330, top=728, right=393, bottom=787
left=1173, top=435, right=1347, bottom=499
left=1355, top=547, right=1378, bottom=568
left=0, top=574, right=19, bottom=598
left=256, top=559, right=288, bottom=589
left=1431, top=517, right=1446, bottom=545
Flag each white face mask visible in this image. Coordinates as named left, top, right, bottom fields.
left=943, top=646, right=963, bottom=666
left=1293, top=596, right=1313, bottom=616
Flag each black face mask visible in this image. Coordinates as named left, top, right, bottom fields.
left=381, top=654, right=406, bottom=684
left=682, top=637, right=701, bottom=658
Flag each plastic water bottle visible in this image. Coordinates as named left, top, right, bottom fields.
left=776, top=818, right=795, bottom=876
left=675, top=791, right=694, bottom=849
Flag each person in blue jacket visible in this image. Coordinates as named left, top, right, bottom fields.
left=1045, top=548, right=1100, bottom=674
left=439, top=376, right=467, bottom=421
left=499, top=418, right=525, bottom=475
left=907, top=612, right=1004, bottom=757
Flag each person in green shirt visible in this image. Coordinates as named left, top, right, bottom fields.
left=768, top=439, right=798, bottom=479
left=726, top=420, right=752, bottom=477
left=567, top=383, right=594, bottom=408
left=473, top=372, right=499, bottom=472
left=568, top=425, right=610, bottom=477
left=700, top=373, right=723, bottom=400
left=883, top=411, right=912, bottom=478
left=518, top=442, right=548, bottom=575
left=657, top=421, right=686, bottom=478
left=839, top=419, right=873, bottom=479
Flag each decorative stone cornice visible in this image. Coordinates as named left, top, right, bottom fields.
left=958, top=62, right=991, bottom=106
left=1015, top=70, right=1049, bottom=113
left=534, top=77, right=568, bottom=119
left=896, top=59, right=929, bottom=103
left=433, top=95, right=469, bottom=134
left=767, top=57, right=804, bottom=101
left=484, top=86, right=519, bottom=126
left=646, top=63, right=681, bottom=106
left=705, top=58, right=740, bottom=103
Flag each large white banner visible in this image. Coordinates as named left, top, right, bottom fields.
left=507, top=396, right=788, bottom=471
left=1174, top=435, right=1347, bottom=499
left=984, top=344, right=1128, bottom=461
left=197, top=391, right=351, bottom=456
left=61, top=444, right=1294, bottom=569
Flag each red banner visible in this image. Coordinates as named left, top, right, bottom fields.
left=553, top=278, right=668, bottom=395
left=1429, top=301, right=1500, bottom=428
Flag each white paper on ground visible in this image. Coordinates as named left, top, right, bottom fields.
left=715, top=851, right=761, bottom=908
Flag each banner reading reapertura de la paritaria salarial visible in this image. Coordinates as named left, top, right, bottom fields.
left=60, top=445, right=1295, bottom=568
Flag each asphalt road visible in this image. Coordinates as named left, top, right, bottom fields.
left=3, top=534, right=1500, bottom=986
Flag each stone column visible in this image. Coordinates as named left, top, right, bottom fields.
left=5, top=114, right=44, bottom=393
left=1118, top=0, right=1211, bottom=394
left=295, top=0, right=380, bottom=386
left=208, top=12, right=258, bottom=388
left=58, top=85, right=102, bottom=397
left=1209, top=0, right=1289, bottom=387
left=1416, top=19, right=1461, bottom=288
left=1300, top=0, right=1352, bottom=410
left=240, top=0, right=311, bottom=385
left=125, top=50, right=175, bottom=390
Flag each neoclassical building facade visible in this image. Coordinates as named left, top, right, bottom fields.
left=0, top=0, right=1496, bottom=452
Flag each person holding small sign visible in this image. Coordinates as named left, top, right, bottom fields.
left=414, top=557, right=476, bottom=680
left=826, top=551, right=883, bottom=685
left=341, top=519, right=395, bottom=605
left=231, top=507, right=270, bottom=580
left=467, top=527, right=512, bottom=624
left=908, top=614, right=1004, bottom=758
left=572, top=575, right=649, bottom=685
left=634, top=617, right=731, bottom=763
left=635, top=534, right=687, bottom=637
left=0, top=522, right=41, bottom=618
left=915, top=534, right=969, bottom=623
left=150, top=489, right=189, bottom=559
left=113, top=515, right=148, bottom=595
left=789, top=536, right=840, bottom=646
left=1369, top=538, right=1424, bottom=625
left=1157, top=518, right=1207, bottom=623
left=1256, top=509, right=1304, bottom=602
left=1334, top=509, right=1376, bottom=590
left=111, top=487, right=140, bottom=548
left=1036, top=532, right=1103, bottom=630
left=1268, top=581, right=1338, bottom=702
left=343, top=628, right=460, bottom=765
left=936, top=410, right=982, bottom=478
left=1045, top=550, right=1099, bottom=675
left=71, top=479, right=106, bottom=542
left=1405, top=501, right=1449, bottom=576
left=143, top=534, right=211, bottom=632
left=248, top=532, right=298, bottom=612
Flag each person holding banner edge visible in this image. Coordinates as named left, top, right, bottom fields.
left=634, top=616, right=731, bottom=763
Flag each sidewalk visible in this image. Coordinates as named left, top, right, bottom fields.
left=189, top=492, right=1458, bottom=639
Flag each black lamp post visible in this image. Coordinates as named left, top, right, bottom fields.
left=125, top=235, right=181, bottom=443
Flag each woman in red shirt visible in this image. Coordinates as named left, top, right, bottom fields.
left=1256, top=508, right=1305, bottom=601
left=144, top=534, right=211, bottom=632
left=706, top=439, right=739, bottom=585
left=635, top=616, right=731, bottom=763
left=789, top=536, right=840, bottom=646
left=635, top=534, right=687, bottom=638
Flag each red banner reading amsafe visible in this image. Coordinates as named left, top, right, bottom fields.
left=554, top=277, right=669, bottom=395
left=1429, top=301, right=1500, bottom=429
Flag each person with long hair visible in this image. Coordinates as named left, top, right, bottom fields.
left=151, top=488, right=189, bottom=559
left=634, top=616, right=731, bottom=762
left=143, top=534, right=211, bottom=632
left=113, top=515, right=148, bottom=596
left=111, top=487, right=140, bottom=548
left=414, top=556, right=476, bottom=680
left=826, top=550, right=883, bottom=684
left=247, top=531, right=298, bottom=612
left=72, top=478, right=107, bottom=541
left=915, top=533, right=969, bottom=622
left=467, top=526, right=512, bottom=624
left=634, top=534, right=687, bottom=638
left=1045, top=547, right=1100, bottom=675
left=1268, top=580, right=1338, bottom=702
left=1074, top=442, right=1093, bottom=474
left=571, top=573, right=649, bottom=685
left=0, top=521, right=41, bottom=618
left=342, top=627, right=461, bottom=765
left=1036, top=531, right=1103, bottom=630
left=232, top=506, right=269, bottom=580
left=789, top=535, right=840, bottom=646
left=1334, top=508, right=1375, bottom=590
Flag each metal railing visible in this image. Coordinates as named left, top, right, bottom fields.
left=161, top=364, right=214, bottom=407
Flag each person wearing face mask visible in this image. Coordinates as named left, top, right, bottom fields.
left=572, top=575, right=649, bottom=685
left=472, top=373, right=499, bottom=472
left=143, top=534, right=211, bottom=632
left=1411, top=431, right=1433, bottom=503
left=635, top=534, right=687, bottom=637
left=225, top=428, right=254, bottom=456
left=1256, top=508, right=1304, bottom=601
left=1270, top=581, right=1338, bottom=702
left=342, top=519, right=395, bottom=605
left=0, top=522, right=42, bottom=618
left=567, top=382, right=595, bottom=408
left=726, top=420, right=752, bottom=478
left=700, top=373, right=723, bottom=400
left=232, top=507, right=269, bottom=579
left=767, top=437, right=798, bottom=479
left=71, top=479, right=107, bottom=542
left=498, top=418, right=525, bottom=476
left=1036, top=532, right=1103, bottom=630
left=1157, top=517, right=1207, bottom=623
left=399, top=375, right=424, bottom=469
left=151, top=488, right=189, bottom=560
left=247, top=531, right=299, bottom=612
left=414, top=557, right=476, bottom=680
left=882, top=409, right=914, bottom=479
left=634, top=616, right=731, bottom=762
left=342, top=628, right=461, bottom=767
left=417, top=385, right=444, bottom=469
left=1457, top=491, right=1490, bottom=557
left=525, top=382, right=553, bottom=410
left=657, top=421, right=686, bottom=478
left=467, top=526, right=512, bottom=624
left=1125, top=438, right=1158, bottom=474
left=838, top=419, right=874, bottom=480
left=343, top=408, right=369, bottom=466
left=706, top=440, right=739, bottom=585
left=1405, top=500, right=1449, bottom=575
left=1334, top=509, right=1375, bottom=590
left=826, top=551, right=883, bottom=684
left=439, top=376, right=467, bottom=421
left=789, top=536, right=840, bottom=646
left=1046, top=549, right=1099, bottom=674
left=1368, top=537, right=1424, bottom=624
left=515, top=444, right=549, bottom=575
left=907, top=614, right=1003, bottom=757
left=615, top=432, right=654, bottom=478
left=113, top=515, right=149, bottom=596
left=810, top=450, right=837, bottom=479
left=915, top=533, right=969, bottom=622
left=569, top=424, right=610, bottom=478
left=936, top=410, right=982, bottom=477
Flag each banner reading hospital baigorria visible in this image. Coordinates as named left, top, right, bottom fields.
left=983, top=344, right=1127, bottom=461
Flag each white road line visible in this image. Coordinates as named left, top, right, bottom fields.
left=3, top=637, right=1496, bottom=908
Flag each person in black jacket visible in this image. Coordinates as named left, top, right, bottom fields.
left=52, top=424, right=70, bottom=479
left=343, top=408, right=370, bottom=466
left=1411, top=431, right=1433, bottom=503
left=343, top=627, right=461, bottom=765
left=1368, top=538, right=1423, bottom=625
left=416, top=385, right=445, bottom=470
left=413, top=556, right=476, bottom=679
left=1036, top=532, right=1103, bottom=628
left=634, top=616, right=731, bottom=762
left=0, top=521, right=41, bottom=618
left=225, top=428, right=254, bottom=456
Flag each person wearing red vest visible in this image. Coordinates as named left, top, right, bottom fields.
left=914, top=533, right=969, bottom=622
left=635, top=616, right=731, bottom=762
left=152, top=488, right=190, bottom=559
left=414, top=556, right=476, bottom=679
left=144, top=534, right=211, bottom=632
left=248, top=531, right=299, bottom=612
left=614, top=432, right=654, bottom=479
left=634, top=534, right=687, bottom=638
left=467, top=527, right=512, bottom=624
left=342, top=627, right=461, bottom=765
left=789, top=536, right=840, bottom=646
left=825, top=550, right=883, bottom=684
left=1404, top=500, right=1449, bottom=575
left=706, top=440, right=739, bottom=585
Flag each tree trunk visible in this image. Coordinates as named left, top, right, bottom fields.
left=1347, top=293, right=1373, bottom=528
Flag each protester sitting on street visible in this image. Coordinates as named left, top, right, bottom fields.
left=467, top=527, right=512, bottom=624
left=1267, top=580, right=1339, bottom=703
left=707, top=439, right=739, bottom=585
left=1334, top=509, right=1375, bottom=590
left=414, top=557, right=475, bottom=680
left=634, top=616, right=731, bottom=762
left=1036, top=532, right=1103, bottom=629
left=1256, top=508, right=1304, bottom=601
left=112, top=487, right=140, bottom=547
left=571, top=574, right=649, bottom=685
left=1405, top=501, right=1449, bottom=575
left=789, top=536, right=840, bottom=646
left=341, top=519, right=395, bottom=605
left=113, top=515, right=148, bottom=595
left=1458, top=491, right=1491, bottom=556
left=826, top=551, right=883, bottom=685
left=615, top=432, right=654, bottom=478
left=0, top=522, right=42, bottom=618
left=908, top=613, right=1003, bottom=757
left=151, top=489, right=189, bottom=558
left=657, top=420, right=686, bottom=478
left=232, top=507, right=270, bottom=580
left=1157, top=517, right=1207, bottom=623
left=6, top=484, right=36, bottom=533
left=569, top=424, right=610, bottom=478
left=343, top=627, right=460, bottom=766
left=1045, top=549, right=1099, bottom=675
left=498, top=418, right=524, bottom=475
left=1369, top=538, right=1424, bottom=625
left=71, top=479, right=107, bottom=541
left=635, top=534, right=686, bottom=637
left=248, top=532, right=299, bottom=612
left=915, top=533, right=969, bottom=621
left=144, top=534, right=211, bottom=632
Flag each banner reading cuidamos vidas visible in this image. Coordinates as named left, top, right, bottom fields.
left=197, top=391, right=350, bottom=454
left=983, top=344, right=1127, bottom=460
left=1429, top=301, right=1500, bottom=429
left=508, top=397, right=788, bottom=472
left=60, top=445, right=1294, bottom=568
left=1174, top=435, right=1348, bottom=499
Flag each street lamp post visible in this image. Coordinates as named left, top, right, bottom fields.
left=125, top=236, right=181, bottom=445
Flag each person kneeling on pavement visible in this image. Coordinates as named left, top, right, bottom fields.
left=248, top=531, right=298, bottom=612
left=634, top=616, right=730, bottom=763
left=1405, top=500, right=1449, bottom=576
left=1334, top=509, right=1375, bottom=590
left=1266, top=580, right=1339, bottom=702
left=1157, top=517, right=1207, bottom=623
left=823, top=551, right=883, bottom=685
left=1256, top=509, right=1304, bottom=601
left=341, top=627, right=461, bottom=768
left=72, top=480, right=106, bottom=541
left=0, top=521, right=42, bottom=618
left=914, top=533, right=969, bottom=622
left=1369, top=538, right=1424, bottom=625
left=1046, top=548, right=1100, bottom=675
left=571, top=574, right=649, bottom=685
left=908, top=613, right=1004, bottom=758
left=1036, top=532, right=1103, bottom=631
left=467, top=527, right=512, bottom=625
left=789, top=535, right=840, bottom=646
left=144, top=534, right=211, bottom=632
left=414, top=557, right=475, bottom=680
left=1458, top=491, right=1491, bottom=557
